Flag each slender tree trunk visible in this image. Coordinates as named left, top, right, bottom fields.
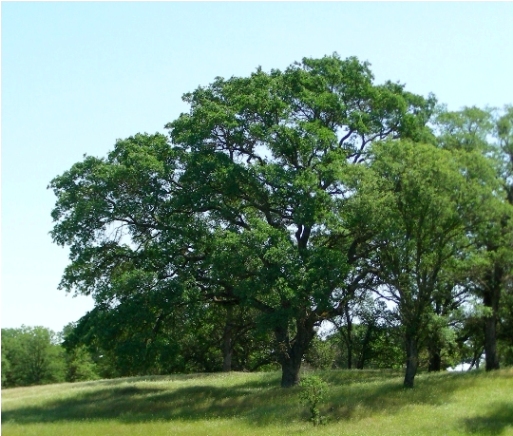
left=344, top=304, right=353, bottom=369
left=468, top=349, right=482, bottom=371
left=222, top=305, right=234, bottom=372
left=483, top=265, right=502, bottom=371
left=428, top=347, right=442, bottom=372
left=356, top=324, right=374, bottom=370
left=404, top=335, right=419, bottom=388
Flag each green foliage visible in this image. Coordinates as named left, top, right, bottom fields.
left=47, top=52, right=511, bottom=384
left=2, top=351, right=11, bottom=386
left=333, top=323, right=404, bottom=370
left=63, top=298, right=275, bottom=378
left=2, top=326, right=66, bottom=388
left=434, top=106, right=494, bottom=153
left=347, top=139, right=504, bottom=385
left=304, top=336, right=337, bottom=370
left=299, top=375, right=329, bottom=425
left=49, top=54, right=437, bottom=387
left=1, top=326, right=103, bottom=388
left=329, top=295, right=404, bottom=370
left=65, top=345, right=100, bottom=382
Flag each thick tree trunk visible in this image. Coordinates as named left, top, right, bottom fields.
left=222, top=305, right=234, bottom=372
left=403, top=335, right=419, bottom=388
left=280, top=356, right=302, bottom=388
left=275, top=315, right=316, bottom=388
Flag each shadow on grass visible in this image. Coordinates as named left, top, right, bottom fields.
left=327, top=372, right=465, bottom=420
left=68, top=372, right=281, bottom=390
left=2, top=382, right=301, bottom=426
left=462, top=402, right=513, bottom=435
left=2, top=370, right=508, bottom=428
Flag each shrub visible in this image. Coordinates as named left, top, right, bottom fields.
left=299, top=375, right=328, bottom=425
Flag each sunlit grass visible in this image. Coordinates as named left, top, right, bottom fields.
left=2, top=368, right=513, bottom=435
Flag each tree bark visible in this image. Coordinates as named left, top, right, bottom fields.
left=484, top=314, right=500, bottom=371
left=280, top=356, right=302, bottom=388
left=275, top=315, right=315, bottom=388
left=403, top=335, right=419, bottom=388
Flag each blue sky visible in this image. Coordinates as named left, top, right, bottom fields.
left=2, top=2, right=513, bottom=333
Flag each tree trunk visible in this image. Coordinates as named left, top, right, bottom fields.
left=222, top=305, right=234, bottom=372
left=483, top=265, right=502, bottom=371
left=484, top=315, right=500, bottom=371
left=428, top=347, right=442, bottom=372
left=468, top=349, right=482, bottom=371
left=275, top=315, right=316, bottom=388
left=344, top=304, right=353, bottom=369
left=356, top=324, right=373, bottom=370
left=403, top=335, right=418, bottom=388
left=280, top=356, right=302, bottom=388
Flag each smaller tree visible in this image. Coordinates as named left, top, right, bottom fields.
left=349, top=140, right=501, bottom=387
left=299, top=375, right=329, bottom=426
left=436, top=106, right=513, bottom=371
left=329, top=294, right=400, bottom=369
left=65, top=344, right=100, bottom=382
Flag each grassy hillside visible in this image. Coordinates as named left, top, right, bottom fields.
left=2, top=368, right=513, bottom=436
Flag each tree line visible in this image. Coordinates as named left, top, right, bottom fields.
left=39, top=54, right=513, bottom=389
left=1, top=326, right=98, bottom=388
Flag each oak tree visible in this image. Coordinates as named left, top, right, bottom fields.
left=50, top=54, right=436, bottom=387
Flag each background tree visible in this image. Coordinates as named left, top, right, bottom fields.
left=2, top=326, right=66, bottom=388
left=328, top=293, right=399, bottom=370
left=349, top=140, right=501, bottom=387
left=60, top=322, right=100, bottom=382
left=63, top=293, right=274, bottom=377
left=424, top=267, right=472, bottom=372
left=65, top=345, right=100, bottom=382
left=494, top=106, right=513, bottom=367
left=497, top=286, right=513, bottom=366
left=455, top=300, right=487, bottom=370
left=435, top=106, right=513, bottom=371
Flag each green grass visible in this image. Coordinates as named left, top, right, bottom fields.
left=2, top=368, right=513, bottom=435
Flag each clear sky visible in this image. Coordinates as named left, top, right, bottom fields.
left=2, top=2, right=513, bottom=333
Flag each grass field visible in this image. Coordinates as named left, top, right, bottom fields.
left=2, top=368, right=513, bottom=435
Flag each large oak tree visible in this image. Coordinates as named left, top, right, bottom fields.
left=50, top=54, right=436, bottom=387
